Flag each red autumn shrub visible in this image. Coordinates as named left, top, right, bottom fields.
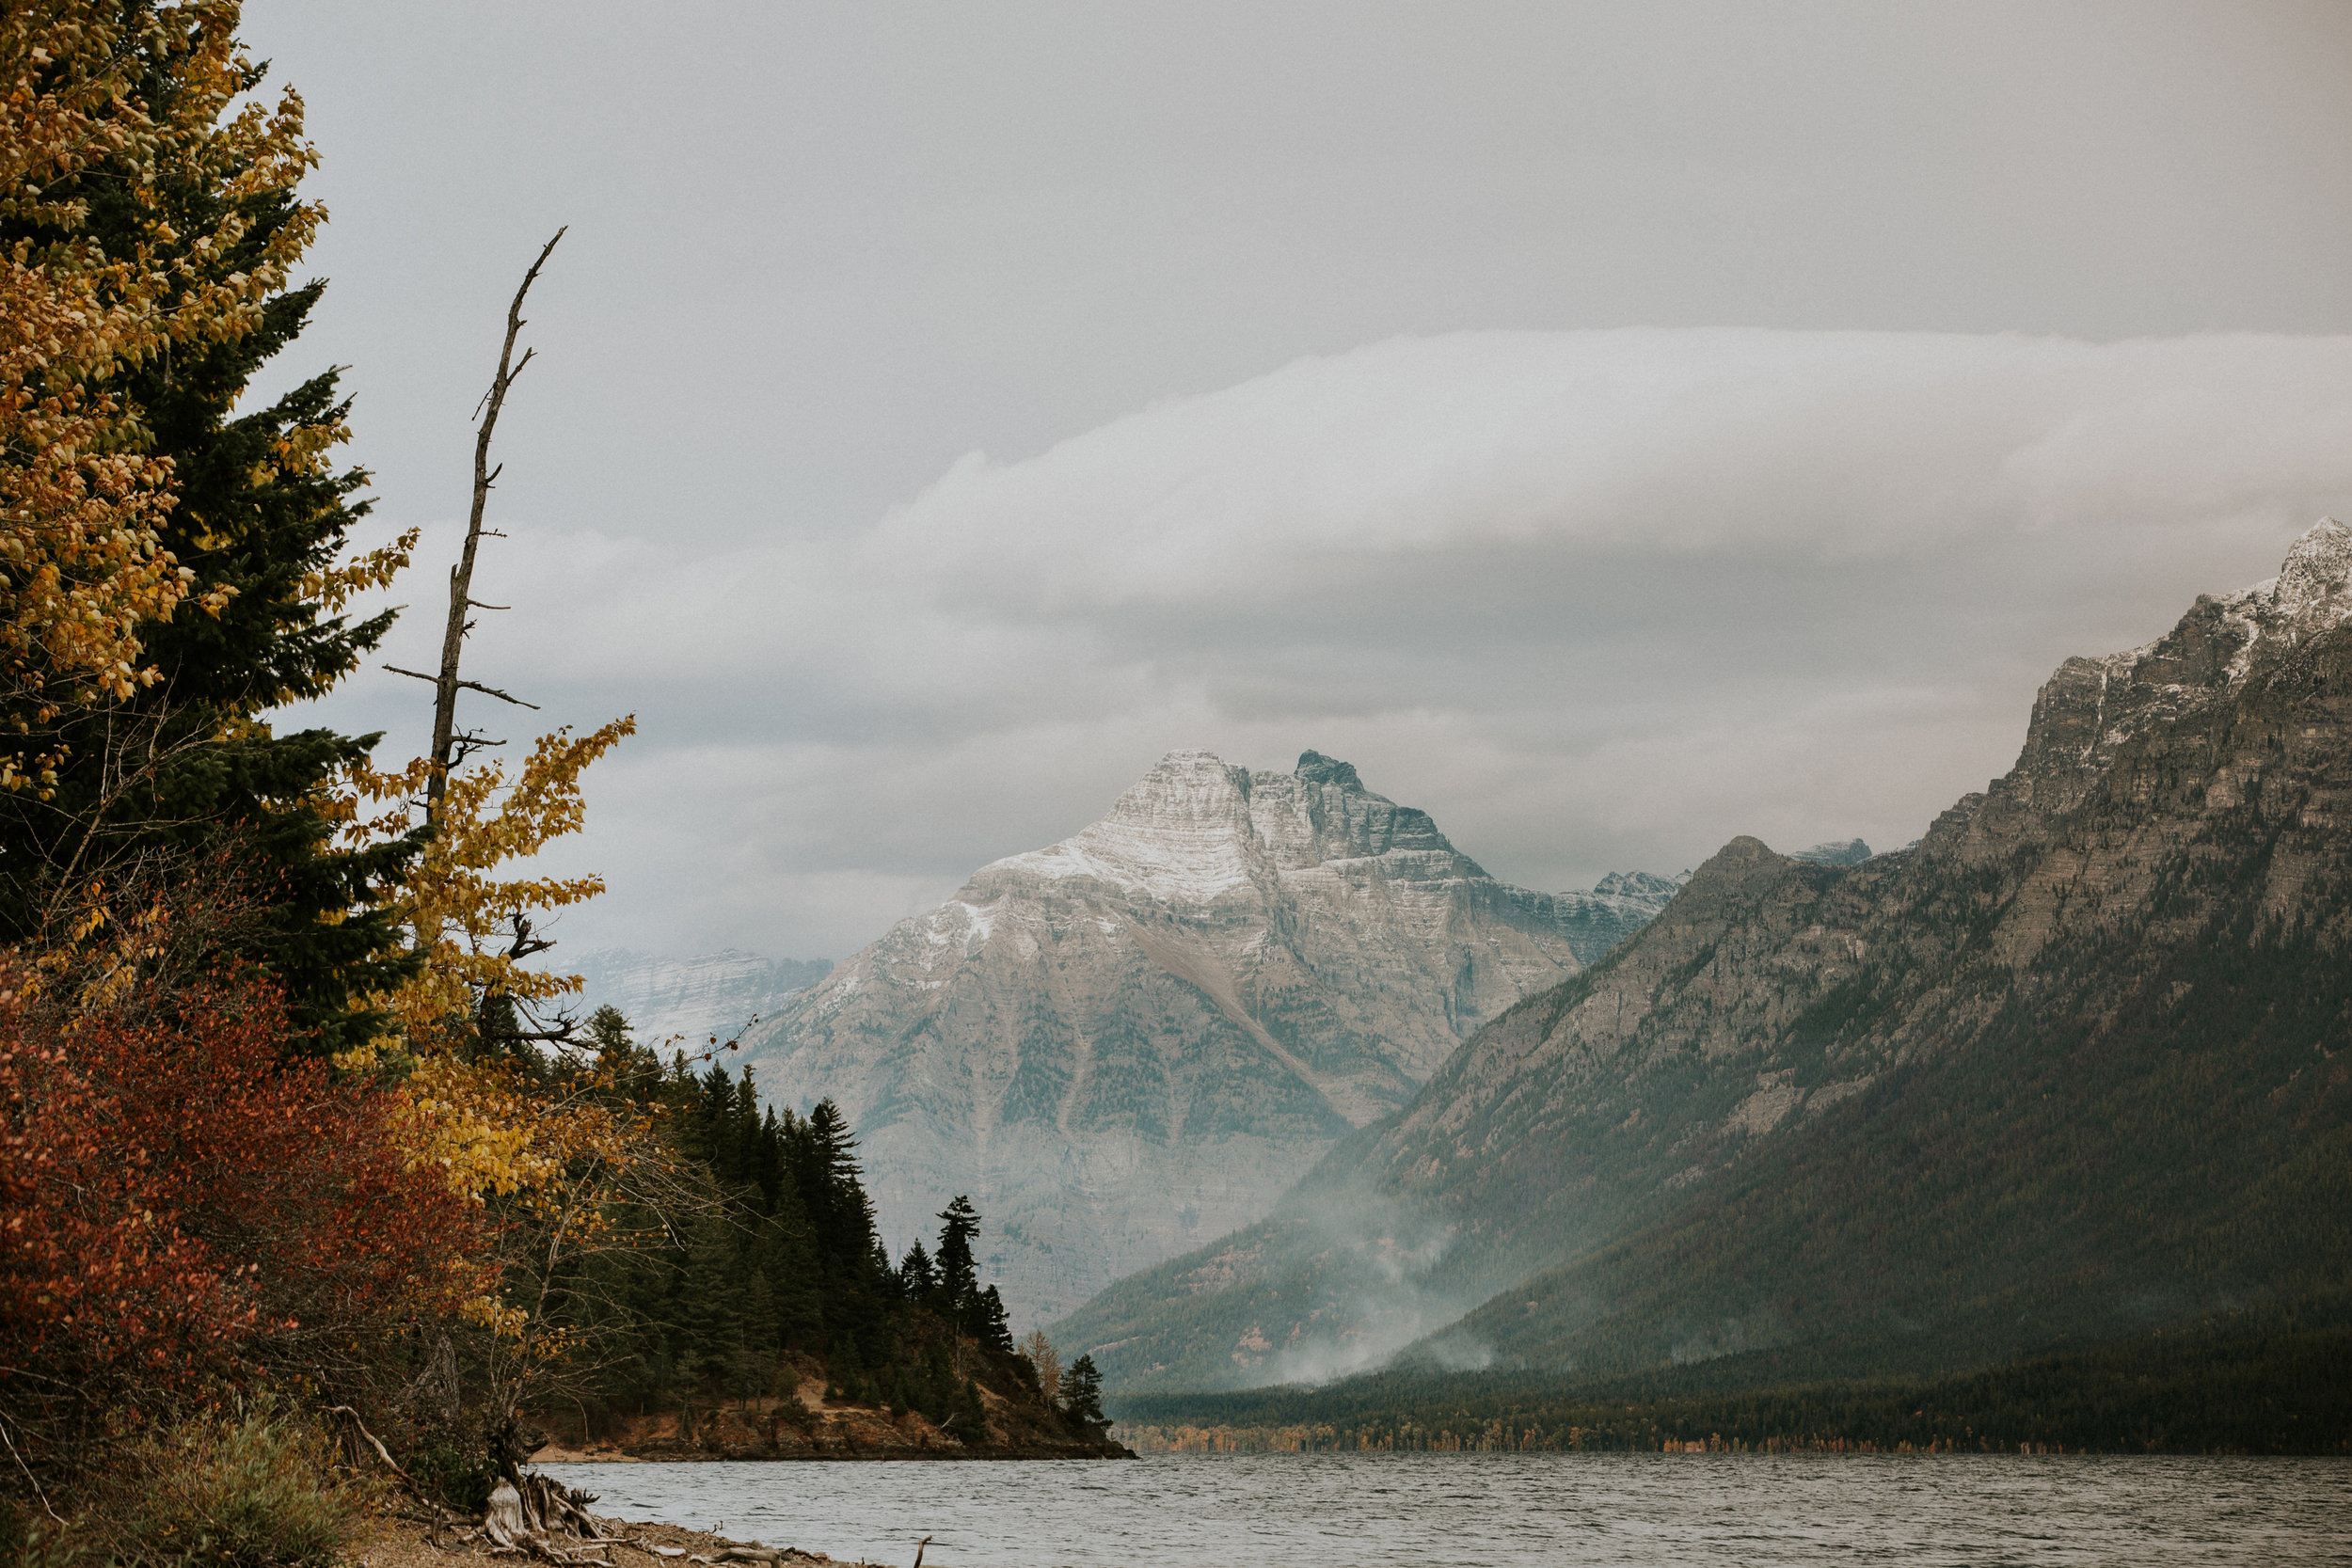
left=0, top=965, right=482, bottom=1465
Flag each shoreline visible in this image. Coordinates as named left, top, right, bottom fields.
left=358, top=1509, right=894, bottom=1568
left=525, top=1378, right=1132, bottom=1465
left=537, top=1446, right=1135, bottom=1465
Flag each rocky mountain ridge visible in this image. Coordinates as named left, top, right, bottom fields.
left=1540, top=869, right=1689, bottom=961
left=740, top=750, right=1679, bottom=1328
left=1789, top=838, right=1869, bottom=866
left=1055, top=520, right=2352, bottom=1392
left=576, top=948, right=832, bottom=1052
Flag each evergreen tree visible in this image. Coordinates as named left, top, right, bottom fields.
left=676, top=1215, right=745, bottom=1390
left=0, top=15, right=422, bottom=1052
left=587, top=1005, right=632, bottom=1053
left=935, top=1195, right=982, bottom=1326
left=953, top=1378, right=990, bottom=1445
left=794, top=1101, right=881, bottom=1270
left=976, top=1285, right=1016, bottom=1354
left=918, top=1339, right=956, bottom=1425
left=750, top=1210, right=824, bottom=1354
left=898, top=1241, right=939, bottom=1306
left=731, top=1273, right=780, bottom=1401
left=1062, top=1354, right=1105, bottom=1427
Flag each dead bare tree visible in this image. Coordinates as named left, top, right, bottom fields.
left=381, top=229, right=603, bottom=1053
left=386, top=227, right=565, bottom=826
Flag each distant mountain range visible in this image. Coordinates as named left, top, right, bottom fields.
left=575, top=948, right=833, bottom=1053
left=1054, top=520, right=2352, bottom=1394
left=1789, top=837, right=1870, bottom=866
left=739, top=749, right=1684, bottom=1328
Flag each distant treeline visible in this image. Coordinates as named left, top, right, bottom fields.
left=1108, top=1295, right=2352, bottom=1455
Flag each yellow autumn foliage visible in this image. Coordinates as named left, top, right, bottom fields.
left=346, top=717, right=636, bottom=1042
left=329, top=713, right=647, bottom=1349
left=1, top=3, right=324, bottom=792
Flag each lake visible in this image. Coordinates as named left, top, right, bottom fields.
left=542, top=1451, right=2352, bottom=1566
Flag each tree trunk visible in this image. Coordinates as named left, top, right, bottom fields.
left=421, top=229, right=564, bottom=824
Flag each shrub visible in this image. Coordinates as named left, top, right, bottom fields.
left=0, top=966, right=484, bottom=1479
left=99, top=1398, right=370, bottom=1568
left=403, top=1433, right=495, bottom=1517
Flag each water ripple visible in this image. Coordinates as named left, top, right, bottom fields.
left=546, top=1453, right=2352, bottom=1567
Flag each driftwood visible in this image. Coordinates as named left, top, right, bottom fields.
left=911, top=1537, right=932, bottom=1568
left=326, top=1405, right=414, bottom=1484
left=326, top=1402, right=474, bottom=1552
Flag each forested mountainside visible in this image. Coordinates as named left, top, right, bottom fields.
left=1056, top=521, right=2352, bottom=1394
left=741, top=750, right=1680, bottom=1328
left=575, top=948, right=831, bottom=1053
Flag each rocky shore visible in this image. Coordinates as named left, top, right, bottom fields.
left=357, top=1509, right=895, bottom=1568
left=529, top=1371, right=1131, bottom=1464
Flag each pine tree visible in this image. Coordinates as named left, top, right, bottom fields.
left=898, top=1241, right=939, bottom=1305
left=1062, top=1354, right=1105, bottom=1427
left=954, top=1378, right=990, bottom=1446
left=935, top=1195, right=982, bottom=1326
left=918, top=1338, right=956, bottom=1425
left=795, top=1101, right=881, bottom=1270
left=750, top=1209, right=823, bottom=1354
left=976, top=1284, right=1016, bottom=1354
left=0, top=15, right=422, bottom=1051
left=675, top=1215, right=745, bottom=1391
left=731, top=1272, right=780, bottom=1401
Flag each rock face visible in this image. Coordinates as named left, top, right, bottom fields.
left=1546, top=870, right=1689, bottom=961
left=740, top=750, right=1677, bottom=1327
left=1057, top=521, right=2352, bottom=1392
left=577, top=949, right=833, bottom=1052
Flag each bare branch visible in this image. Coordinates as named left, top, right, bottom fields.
left=388, top=665, right=540, bottom=709
left=461, top=682, right=540, bottom=710
left=428, top=227, right=566, bottom=824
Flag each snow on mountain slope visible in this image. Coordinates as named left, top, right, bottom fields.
left=576, top=948, right=832, bottom=1053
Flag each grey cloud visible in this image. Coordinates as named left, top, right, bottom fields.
left=226, top=0, right=2352, bottom=963
left=295, top=329, right=2352, bottom=962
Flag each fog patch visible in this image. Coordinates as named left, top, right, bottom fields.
left=1216, top=1185, right=1508, bottom=1390
left=1667, top=1310, right=1787, bottom=1367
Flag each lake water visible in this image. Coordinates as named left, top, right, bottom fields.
left=543, top=1452, right=2352, bottom=1566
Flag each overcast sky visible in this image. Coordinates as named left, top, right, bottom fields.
left=252, top=2, right=2352, bottom=962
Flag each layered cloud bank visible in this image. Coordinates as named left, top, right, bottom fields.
left=307, top=329, right=2352, bottom=959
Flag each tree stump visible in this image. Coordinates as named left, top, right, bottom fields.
left=485, top=1481, right=527, bottom=1546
